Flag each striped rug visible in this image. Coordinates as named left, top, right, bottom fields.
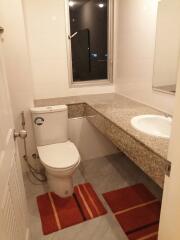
left=37, top=183, right=107, bottom=235
left=103, top=184, right=161, bottom=240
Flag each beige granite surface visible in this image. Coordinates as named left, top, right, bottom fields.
left=35, top=93, right=171, bottom=187
left=35, top=93, right=169, bottom=160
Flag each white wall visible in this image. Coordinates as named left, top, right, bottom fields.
left=114, top=0, right=175, bottom=114
left=69, top=118, right=118, bottom=161
left=0, top=0, right=36, bottom=171
left=23, top=0, right=114, bottom=100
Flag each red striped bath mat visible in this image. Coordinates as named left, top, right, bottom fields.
left=103, top=184, right=161, bottom=240
left=37, top=183, right=107, bottom=235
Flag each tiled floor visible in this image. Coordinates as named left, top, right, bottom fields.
left=24, top=152, right=162, bottom=240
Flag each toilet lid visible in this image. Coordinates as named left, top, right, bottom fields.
left=37, top=141, right=80, bottom=169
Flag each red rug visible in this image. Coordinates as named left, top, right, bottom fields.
left=37, top=183, right=107, bottom=235
left=103, top=184, right=161, bottom=240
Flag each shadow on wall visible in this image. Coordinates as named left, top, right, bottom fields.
left=68, top=117, right=118, bottom=160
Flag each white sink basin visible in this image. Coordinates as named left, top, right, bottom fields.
left=131, top=115, right=172, bottom=139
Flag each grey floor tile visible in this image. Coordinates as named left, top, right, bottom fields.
left=25, top=152, right=162, bottom=240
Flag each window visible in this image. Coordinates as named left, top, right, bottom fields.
left=66, top=0, right=114, bottom=86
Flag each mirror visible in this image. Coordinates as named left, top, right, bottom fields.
left=153, top=0, right=180, bottom=95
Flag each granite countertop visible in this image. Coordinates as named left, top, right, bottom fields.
left=35, top=93, right=170, bottom=161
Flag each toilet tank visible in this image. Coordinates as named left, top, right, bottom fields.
left=31, top=105, right=68, bottom=146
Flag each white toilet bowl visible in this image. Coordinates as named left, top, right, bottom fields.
left=31, top=105, right=81, bottom=198
left=37, top=141, right=80, bottom=198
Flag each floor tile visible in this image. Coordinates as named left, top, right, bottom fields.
left=25, top=152, right=162, bottom=240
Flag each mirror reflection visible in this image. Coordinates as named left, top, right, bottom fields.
left=153, top=0, right=180, bottom=94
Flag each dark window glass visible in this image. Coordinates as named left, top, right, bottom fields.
left=69, top=0, right=108, bottom=82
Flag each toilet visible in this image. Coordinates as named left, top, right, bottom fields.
left=30, top=105, right=80, bottom=198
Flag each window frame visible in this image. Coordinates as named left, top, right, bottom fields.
left=65, top=0, right=114, bottom=87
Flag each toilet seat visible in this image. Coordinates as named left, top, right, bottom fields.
left=37, top=141, right=80, bottom=170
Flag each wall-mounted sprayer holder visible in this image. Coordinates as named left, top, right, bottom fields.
left=14, top=129, right=27, bottom=140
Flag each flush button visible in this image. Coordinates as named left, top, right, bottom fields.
left=34, top=117, right=44, bottom=126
